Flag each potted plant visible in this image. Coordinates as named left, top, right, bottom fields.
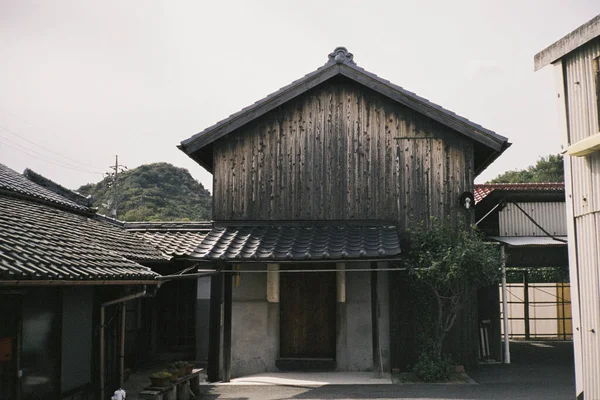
left=174, top=361, right=188, bottom=376
left=184, top=362, right=195, bottom=375
left=149, top=371, right=172, bottom=387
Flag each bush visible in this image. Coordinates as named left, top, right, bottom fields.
left=411, top=352, right=454, bottom=382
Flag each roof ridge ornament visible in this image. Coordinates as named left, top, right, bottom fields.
left=328, top=47, right=355, bottom=65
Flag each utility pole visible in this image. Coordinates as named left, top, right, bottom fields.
left=107, top=155, right=127, bottom=219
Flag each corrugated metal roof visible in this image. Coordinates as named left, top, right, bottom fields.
left=190, top=224, right=401, bottom=261
left=488, top=236, right=568, bottom=247
left=0, top=196, right=160, bottom=281
left=474, top=183, right=565, bottom=203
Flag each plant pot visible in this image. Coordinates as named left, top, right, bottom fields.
left=149, top=376, right=170, bottom=387
left=169, top=370, right=180, bottom=382
left=185, top=364, right=194, bottom=375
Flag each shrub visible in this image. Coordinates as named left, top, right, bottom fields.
left=411, top=352, right=454, bottom=382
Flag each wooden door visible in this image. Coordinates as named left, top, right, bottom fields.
left=280, top=269, right=336, bottom=359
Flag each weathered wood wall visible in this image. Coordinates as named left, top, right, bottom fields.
left=213, top=77, right=474, bottom=226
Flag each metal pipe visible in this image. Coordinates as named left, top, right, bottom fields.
left=475, top=201, right=504, bottom=226
left=120, top=302, right=126, bottom=387
left=500, top=246, right=511, bottom=364
left=100, top=287, right=149, bottom=400
left=195, top=267, right=408, bottom=274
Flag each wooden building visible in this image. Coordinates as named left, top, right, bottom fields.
left=179, top=47, right=510, bottom=380
left=0, top=164, right=168, bottom=400
left=535, top=14, right=600, bottom=399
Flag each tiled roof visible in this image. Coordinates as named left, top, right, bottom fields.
left=0, top=164, right=91, bottom=213
left=0, top=196, right=160, bottom=281
left=474, top=183, right=565, bottom=204
left=190, top=224, right=401, bottom=261
left=179, top=47, right=510, bottom=175
left=125, top=222, right=211, bottom=257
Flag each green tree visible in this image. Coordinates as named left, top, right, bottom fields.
left=77, top=162, right=211, bottom=221
left=403, top=218, right=502, bottom=359
left=489, top=154, right=564, bottom=183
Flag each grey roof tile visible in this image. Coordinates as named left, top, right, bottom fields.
left=190, top=224, right=401, bottom=261
left=0, top=194, right=159, bottom=280
left=0, top=163, right=90, bottom=212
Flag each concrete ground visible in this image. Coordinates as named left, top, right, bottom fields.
left=197, top=341, right=575, bottom=399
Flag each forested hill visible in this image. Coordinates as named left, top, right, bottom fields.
left=77, top=162, right=211, bottom=221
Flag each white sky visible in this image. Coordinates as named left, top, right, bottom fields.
left=1, top=0, right=599, bottom=192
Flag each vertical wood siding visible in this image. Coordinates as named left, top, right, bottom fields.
left=213, top=78, right=474, bottom=225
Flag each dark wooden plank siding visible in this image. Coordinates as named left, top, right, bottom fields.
left=213, top=77, right=474, bottom=224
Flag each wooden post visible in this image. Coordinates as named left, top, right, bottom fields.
left=370, top=261, right=381, bottom=377
left=223, top=264, right=233, bottom=382
left=207, top=265, right=223, bottom=382
left=523, top=270, right=530, bottom=340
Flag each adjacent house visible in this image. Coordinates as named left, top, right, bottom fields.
left=474, top=183, right=569, bottom=362
left=178, top=47, right=511, bottom=380
left=0, top=164, right=169, bottom=400
left=535, top=14, right=600, bottom=399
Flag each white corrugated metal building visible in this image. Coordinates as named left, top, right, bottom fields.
left=535, top=14, right=600, bottom=400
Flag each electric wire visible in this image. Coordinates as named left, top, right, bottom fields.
left=0, top=136, right=104, bottom=175
left=0, top=108, right=102, bottom=170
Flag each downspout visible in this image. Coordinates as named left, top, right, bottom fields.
left=100, top=285, right=157, bottom=400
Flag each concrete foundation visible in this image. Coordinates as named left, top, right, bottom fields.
left=229, top=262, right=390, bottom=378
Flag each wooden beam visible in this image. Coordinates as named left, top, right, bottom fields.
left=207, top=266, right=223, bottom=382
left=370, top=261, right=381, bottom=377
left=223, top=264, right=233, bottom=382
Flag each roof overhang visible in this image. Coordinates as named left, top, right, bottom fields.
left=534, top=14, right=600, bottom=71
left=488, top=236, right=567, bottom=247
left=188, top=222, right=402, bottom=262
left=179, top=48, right=510, bottom=175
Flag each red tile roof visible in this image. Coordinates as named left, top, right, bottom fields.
left=474, top=183, right=564, bottom=203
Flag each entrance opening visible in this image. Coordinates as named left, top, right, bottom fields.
left=278, top=267, right=336, bottom=370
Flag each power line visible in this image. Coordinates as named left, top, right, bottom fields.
left=0, top=119, right=102, bottom=171
left=0, top=136, right=104, bottom=175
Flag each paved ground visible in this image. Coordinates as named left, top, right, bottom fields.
left=196, top=341, right=575, bottom=400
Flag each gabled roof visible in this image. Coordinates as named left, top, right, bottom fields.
left=189, top=222, right=401, bottom=262
left=0, top=164, right=168, bottom=282
left=0, top=163, right=91, bottom=213
left=474, top=183, right=565, bottom=204
left=179, top=47, right=510, bottom=175
left=534, top=14, right=600, bottom=71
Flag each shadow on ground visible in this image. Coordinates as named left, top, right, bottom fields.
left=197, top=340, right=575, bottom=399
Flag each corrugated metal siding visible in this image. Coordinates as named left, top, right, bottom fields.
left=591, top=152, right=600, bottom=212
left=564, top=38, right=600, bottom=217
left=574, top=213, right=600, bottom=399
left=498, top=202, right=566, bottom=236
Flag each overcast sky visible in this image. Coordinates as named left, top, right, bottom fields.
left=1, top=1, right=599, bottom=193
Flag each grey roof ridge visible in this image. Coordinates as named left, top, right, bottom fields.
left=0, top=186, right=94, bottom=216
left=24, top=168, right=94, bottom=207
left=534, top=14, right=600, bottom=71
left=179, top=47, right=509, bottom=157
left=123, top=221, right=213, bottom=231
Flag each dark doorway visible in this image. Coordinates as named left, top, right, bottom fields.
left=279, top=268, right=336, bottom=362
left=0, top=294, right=20, bottom=400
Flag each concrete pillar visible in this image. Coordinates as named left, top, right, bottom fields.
left=196, top=276, right=211, bottom=364
left=266, top=264, right=280, bottom=365
left=336, top=262, right=348, bottom=370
